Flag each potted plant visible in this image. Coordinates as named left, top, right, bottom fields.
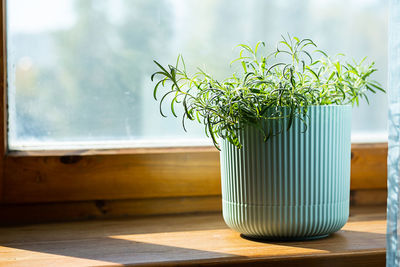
left=151, top=35, right=384, bottom=240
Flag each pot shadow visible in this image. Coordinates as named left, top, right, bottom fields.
left=239, top=228, right=385, bottom=252
left=240, top=233, right=329, bottom=243
left=2, top=236, right=236, bottom=265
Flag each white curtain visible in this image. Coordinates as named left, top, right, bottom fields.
left=387, top=0, right=400, bottom=265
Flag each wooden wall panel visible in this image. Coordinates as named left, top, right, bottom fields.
left=0, top=195, right=222, bottom=225
left=3, top=151, right=221, bottom=203
left=351, top=143, right=387, bottom=189
left=350, top=189, right=387, bottom=206
left=1, top=143, right=387, bottom=204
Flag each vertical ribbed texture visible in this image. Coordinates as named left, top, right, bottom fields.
left=220, top=105, right=352, bottom=240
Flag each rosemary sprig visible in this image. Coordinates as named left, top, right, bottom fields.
left=151, top=34, right=385, bottom=150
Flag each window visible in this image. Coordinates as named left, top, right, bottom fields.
left=8, top=0, right=387, bottom=150
left=0, top=0, right=387, bottom=220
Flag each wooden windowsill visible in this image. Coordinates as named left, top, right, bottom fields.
left=0, top=205, right=386, bottom=267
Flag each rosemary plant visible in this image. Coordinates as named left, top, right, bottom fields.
left=151, top=35, right=384, bottom=149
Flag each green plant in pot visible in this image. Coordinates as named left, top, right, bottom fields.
left=151, top=35, right=384, bottom=240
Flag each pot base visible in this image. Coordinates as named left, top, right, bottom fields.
left=222, top=200, right=349, bottom=238
left=241, top=233, right=329, bottom=242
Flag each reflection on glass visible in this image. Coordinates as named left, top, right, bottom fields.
left=7, top=0, right=387, bottom=150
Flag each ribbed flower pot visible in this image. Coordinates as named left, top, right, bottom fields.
left=220, top=105, right=352, bottom=240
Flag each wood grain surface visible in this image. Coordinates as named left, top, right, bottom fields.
left=0, top=206, right=386, bottom=267
left=0, top=189, right=387, bottom=225
left=2, top=151, right=221, bottom=203
left=350, top=189, right=387, bottom=206
left=351, top=143, right=387, bottom=189
left=0, top=196, right=222, bottom=225
left=2, top=143, right=387, bottom=204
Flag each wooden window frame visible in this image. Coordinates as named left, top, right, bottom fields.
left=0, top=1, right=387, bottom=217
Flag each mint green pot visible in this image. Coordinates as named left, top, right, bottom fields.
left=220, top=105, right=352, bottom=240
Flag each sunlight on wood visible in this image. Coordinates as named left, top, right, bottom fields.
left=110, top=229, right=330, bottom=256
left=0, top=207, right=386, bottom=267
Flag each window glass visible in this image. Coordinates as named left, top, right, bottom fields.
left=7, top=0, right=387, bottom=150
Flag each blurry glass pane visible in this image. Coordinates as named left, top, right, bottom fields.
left=7, top=0, right=388, bottom=150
